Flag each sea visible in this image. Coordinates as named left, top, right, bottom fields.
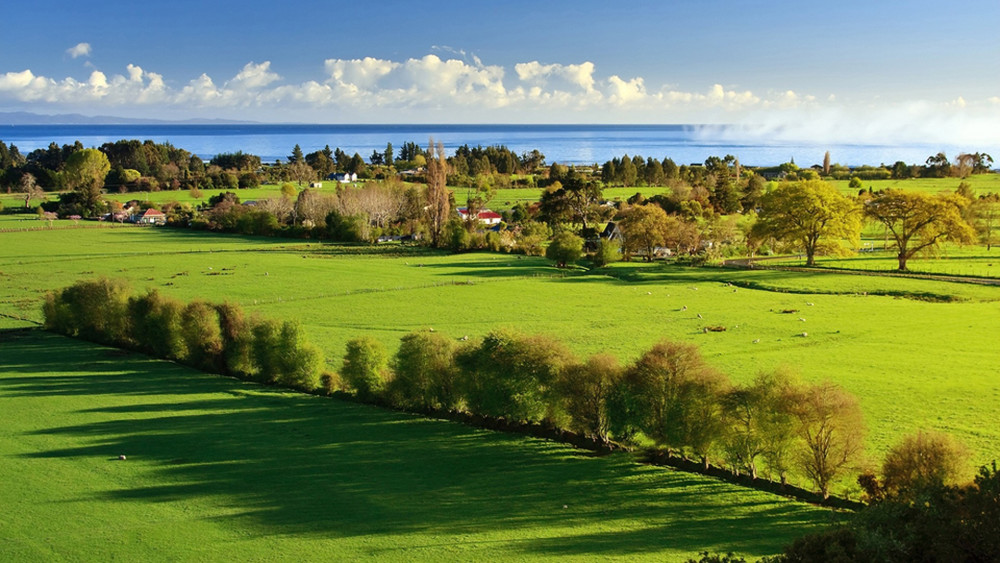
left=0, top=123, right=975, bottom=168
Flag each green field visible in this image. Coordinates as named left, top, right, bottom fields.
left=2, top=221, right=1000, bottom=485
left=768, top=247, right=1000, bottom=279
left=0, top=328, right=835, bottom=561
left=827, top=174, right=1000, bottom=195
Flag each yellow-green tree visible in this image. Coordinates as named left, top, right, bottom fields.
left=751, top=180, right=860, bottom=266
left=864, top=189, right=976, bottom=270
left=63, top=148, right=110, bottom=216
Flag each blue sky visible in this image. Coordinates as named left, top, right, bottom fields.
left=1, top=0, right=997, bottom=143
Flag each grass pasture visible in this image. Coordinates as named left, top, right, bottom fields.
left=2, top=223, right=1000, bottom=483
left=0, top=329, right=835, bottom=561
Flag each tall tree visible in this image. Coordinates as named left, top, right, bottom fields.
left=751, top=180, right=861, bottom=266
left=424, top=138, right=450, bottom=247
left=63, top=148, right=110, bottom=216
left=618, top=203, right=671, bottom=261
left=790, top=381, right=865, bottom=499
left=289, top=144, right=304, bottom=164
left=864, top=190, right=976, bottom=270
left=722, top=370, right=797, bottom=480
left=620, top=340, right=729, bottom=468
left=974, top=193, right=1000, bottom=250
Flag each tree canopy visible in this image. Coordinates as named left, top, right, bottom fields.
left=864, top=190, right=976, bottom=270
left=752, top=180, right=861, bottom=266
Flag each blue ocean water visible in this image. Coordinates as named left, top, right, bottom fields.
left=0, top=123, right=968, bottom=168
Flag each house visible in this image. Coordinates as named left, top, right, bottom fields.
left=136, top=208, right=166, bottom=225
left=456, top=207, right=502, bottom=226
left=309, top=182, right=323, bottom=188
left=328, top=172, right=358, bottom=183
left=601, top=221, right=622, bottom=242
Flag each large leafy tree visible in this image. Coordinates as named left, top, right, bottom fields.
left=618, top=203, right=671, bottom=261
left=63, top=148, right=110, bottom=216
left=864, top=189, right=976, bottom=270
left=751, top=180, right=860, bottom=266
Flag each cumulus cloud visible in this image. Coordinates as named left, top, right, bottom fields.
left=0, top=53, right=997, bottom=143
left=66, top=43, right=92, bottom=59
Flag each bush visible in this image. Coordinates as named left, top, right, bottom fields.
left=545, top=232, right=584, bottom=267
left=128, top=289, right=186, bottom=359
left=591, top=238, right=621, bottom=267
left=457, top=328, right=574, bottom=423
left=389, top=331, right=460, bottom=410
left=43, top=278, right=131, bottom=345
left=341, top=336, right=389, bottom=400
left=179, top=300, right=224, bottom=372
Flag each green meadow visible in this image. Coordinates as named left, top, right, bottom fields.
left=2, top=220, right=999, bottom=485
left=0, top=329, right=835, bottom=561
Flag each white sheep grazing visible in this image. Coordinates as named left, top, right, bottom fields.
left=119, top=454, right=127, bottom=461
left=752, top=339, right=760, bottom=344
left=800, top=332, right=808, bottom=337
left=806, top=302, right=814, bottom=306
left=697, top=313, right=703, bottom=319
left=799, top=318, right=806, bottom=322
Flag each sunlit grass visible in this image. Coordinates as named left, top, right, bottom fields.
left=0, top=329, right=835, bottom=561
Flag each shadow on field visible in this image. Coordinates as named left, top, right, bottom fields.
left=0, top=328, right=830, bottom=555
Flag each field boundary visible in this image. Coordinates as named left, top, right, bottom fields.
left=723, top=256, right=1000, bottom=287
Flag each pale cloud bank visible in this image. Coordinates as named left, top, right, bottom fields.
left=66, top=43, right=92, bottom=59
left=0, top=54, right=997, bottom=145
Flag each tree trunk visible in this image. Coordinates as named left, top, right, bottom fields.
left=898, top=252, right=908, bottom=271
left=806, top=247, right=816, bottom=267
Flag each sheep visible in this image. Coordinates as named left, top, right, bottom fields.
left=800, top=332, right=808, bottom=337
left=697, top=313, right=703, bottom=319
left=752, top=339, right=760, bottom=344
left=806, top=302, right=814, bottom=306
left=799, top=317, right=806, bottom=322
left=119, top=454, right=127, bottom=461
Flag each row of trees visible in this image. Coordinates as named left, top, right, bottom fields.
left=44, top=277, right=983, bottom=507
left=339, top=328, right=868, bottom=499
left=749, top=180, right=983, bottom=270
left=43, top=278, right=324, bottom=390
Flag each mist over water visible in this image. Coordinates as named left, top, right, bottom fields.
left=0, top=123, right=985, bottom=168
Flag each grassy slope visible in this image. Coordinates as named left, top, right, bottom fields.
left=2, top=221, right=1000, bottom=480
left=0, top=329, right=834, bottom=561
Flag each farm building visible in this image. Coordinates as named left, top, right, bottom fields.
left=328, top=172, right=358, bottom=183
left=457, top=208, right=502, bottom=226
left=135, top=208, right=166, bottom=225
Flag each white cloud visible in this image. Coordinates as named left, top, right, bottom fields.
left=228, top=61, right=281, bottom=90
left=66, top=43, right=92, bottom=59
left=0, top=54, right=997, bottom=144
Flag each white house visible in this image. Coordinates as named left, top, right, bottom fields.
left=136, top=208, right=166, bottom=225
left=457, top=207, right=502, bottom=226
left=329, top=172, right=358, bottom=183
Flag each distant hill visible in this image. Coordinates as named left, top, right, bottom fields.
left=0, top=112, right=256, bottom=125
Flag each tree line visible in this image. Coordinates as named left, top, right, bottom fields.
left=44, top=276, right=993, bottom=558
left=40, top=276, right=936, bottom=502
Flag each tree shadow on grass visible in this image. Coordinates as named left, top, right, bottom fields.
left=1, top=328, right=833, bottom=556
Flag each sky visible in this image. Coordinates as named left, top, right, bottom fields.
left=1, top=0, right=998, bottom=143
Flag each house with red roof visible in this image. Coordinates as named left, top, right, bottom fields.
left=457, top=207, right=502, bottom=226
left=136, top=208, right=166, bottom=225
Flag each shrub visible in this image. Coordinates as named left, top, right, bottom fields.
left=127, top=289, right=186, bottom=359
left=591, top=238, right=621, bottom=267
left=545, top=232, right=584, bottom=267
left=43, top=278, right=131, bottom=345
left=457, top=328, right=574, bottom=423
left=881, top=430, right=968, bottom=499
left=341, top=336, right=390, bottom=400
left=389, top=331, right=460, bottom=410
left=179, top=300, right=224, bottom=371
